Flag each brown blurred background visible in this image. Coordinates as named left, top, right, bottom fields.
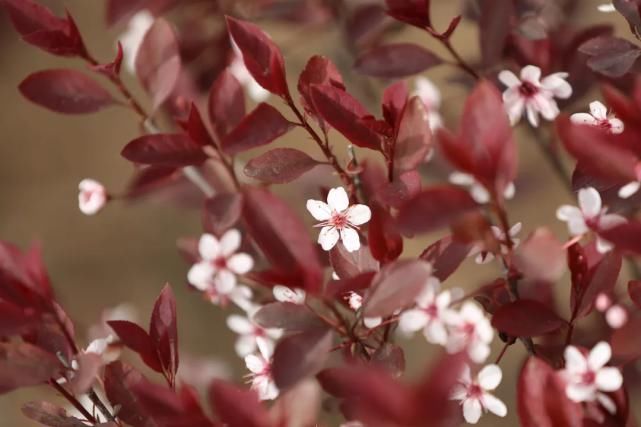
left=0, top=0, right=637, bottom=425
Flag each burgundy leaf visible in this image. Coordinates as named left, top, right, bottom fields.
left=513, top=228, right=566, bottom=283
left=385, top=0, right=431, bottom=29
left=150, top=284, right=178, bottom=382
left=599, top=221, right=641, bottom=255
left=272, top=328, right=333, bottom=390
left=19, top=69, right=114, bottom=114
left=310, top=84, right=383, bottom=151
left=104, top=362, right=157, bottom=427
left=479, top=0, right=513, bottom=68
left=382, top=81, right=409, bottom=127
left=0, top=299, right=40, bottom=337
left=396, top=185, right=479, bottom=235
left=121, top=134, right=207, bottom=167
left=492, top=300, right=567, bottom=337
left=419, top=236, right=471, bottom=282
left=393, top=96, right=432, bottom=176
left=179, top=103, right=214, bottom=148
left=0, top=342, right=61, bottom=394
left=628, top=280, right=641, bottom=308
left=252, top=302, right=321, bottom=331
left=329, top=242, right=379, bottom=280
left=203, top=193, right=243, bottom=236
left=135, top=18, right=181, bottom=109
left=517, top=357, right=583, bottom=427
left=244, top=148, right=321, bottom=184
left=372, top=343, right=406, bottom=377
left=125, top=166, right=180, bottom=199
left=580, top=36, right=641, bottom=78
left=363, top=259, right=433, bottom=317
left=326, top=271, right=377, bottom=299
left=611, top=316, right=641, bottom=362
left=355, top=43, right=442, bottom=78
left=298, top=55, right=345, bottom=125
left=22, top=401, right=88, bottom=427
left=209, top=380, right=270, bottom=427
left=568, top=243, right=589, bottom=320
left=368, top=204, right=403, bottom=263
left=107, top=320, right=163, bottom=373
left=132, top=382, right=212, bottom=427
left=208, top=69, right=245, bottom=140
left=574, top=251, right=622, bottom=319
left=242, top=188, right=323, bottom=293
left=225, top=16, right=289, bottom=97
left=222, top=103, right=293, bottom=155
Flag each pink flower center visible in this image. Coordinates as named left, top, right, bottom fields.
left=462, top=322, right=476, bottom=337
left=424, top=303, right=439, bottom=319
left=519, top=81, right=539, bottom=97
left=330, top=212, right=348, bottom=229
left=213, top=256, right=227, bottom=269
left=467, top=383, right=483, bottom=399
left=581, top=370, right=596, bottom=385
left=598, top=119, right=612, bottom=131
left=253, top=326, right=266, bottom=337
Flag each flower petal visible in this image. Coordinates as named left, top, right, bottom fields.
left=226, top=314, right=254, bottom=334
left=415, top=76, right=442, bottom=108
left=520, top=65, right=542, bottom=84
left=318, top=226, right=340, bottom=251
left=478, top=364, right=502, bottom=390
left=215, top=269, right=237, bottom=294
left=273, top=285, right=306, bottom=304
left=346, top=204, right=372, bottom=226
left=498, top=70, right=521, bottom=88
left=505, top=94, right=525, bottom=126
left=245, top=354, right=266, bottom=374
left=340, top=227, right=361, bottom=252
left=578, top=187, right=602, bottom=218
left=306, top=200, right=332, bottom=221
left=588, top=341, right=612, bottom=370
left=482, top=393, right=507, bottom=417
left=327, top=187, right=349, bottom=212
left=566, top=383, right=595, bottom=402
left=463, top=398, right=483, bottom=424
left=227, top=253, right=254, bottom=275
left=570, top=113, right=598, bottom=126
left=468, top=342, right=490, bottom=364
left=595, top=367, right=623, bottom=391
left=618, top=181, right=640, bottom=199
left=564, top=346, right=588, bottom=374
left=424, top=321, right=448, bottom=345
left=589, top=101, right=608, bottom=120
left=541, top=72, right=572, bottom=99
left=220, top=229, right=242, bottom=256
left=198, top=234, right=220, bottom=260
left=187, top=262, right=214, bottom=290
left=449, top=172, right=476, bottom=186
left=556, top=205, right=582, bottom=221
left=526, top=103, right=540, bottom=127
left=609, top=118, right=624, bottom=134
left=398, top=309, right=429, bottom=334
left=234, top=335, right=257, bottom=357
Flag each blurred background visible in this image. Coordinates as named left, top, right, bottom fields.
left=0, top=0, right=637, bottom=425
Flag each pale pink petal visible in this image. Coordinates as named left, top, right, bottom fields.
left=566, top=383, right=596, bottom=402
left=618, top=181, right=640, bottom=199
left=478, top=364, right=502, bottom=390
left=245, top=354, right=266, bottom=374
left=187, top=262, right=214, bottom=290
left=520, top=65, right=542, bottom=84
left=498, top=70, right=521, bottom=88
left=609, top=118, right=624, bottom=134
left=535, top=94, right=560, bottom=121
left=340, top=227, right=361, bottom=252
left=570, top=113, right=598, bottom=126
left=306, top=200, right=332, bottom=221
left=525, top=103, right=540, bottom=127
left=595, top=293, right=612, bottom=312
left=78, top=179, right=107, bottom=215
left=256, top=337, right=274, bottom=360
left=234, top=335, right=257, bottom=357
left=449, top=172, right=476, bottom=186
left=578, top=187, right=602, bottom=218
left=318, top=226, right=340, bottom=251
left=588, top=342, right=612, bottom=370
left=460, top=302, right=484, bottom=323
left=597, top=3, right=616, bottom=12
left=476, top=318, right=494, bottom=343
left=568, top=217, right=589, bottom=236
left=273, top=285, right=306, bottom=304
left=424, top=321, right=448, bottom=345
left=564, top=346, right=588, bottom=373
left=463, top=398, right=483, bottom=424
left=556, top=205, right=582, bottom=222
left=227, top=253, right=253, bottom=275
left=589, top=101, right=608, bottom=120
left=460, top=364, right=472, bottom=384
left=226, top=314, right=254, bottom=334
left=596, top=392, right=617, bottom=414
left=540, top=72, right=572, bottom=98
left=450, top=384, right=468, bottom=401
left=470, top=184, right=490, bottom=204
left=346, top=205, right=372, bottom=226
left=363, top=316, right=382, bottom=329
left=468, top=342, right=490, bottom=364
left=398, top=309, right=429, bottom=334
left=596, top=237, right=614, bottom=254
left=599, top=213, right=626, bottom=230
left=505, top=93, right=525, bottom=126
left=482, top=393, right=507, bottom=417
left=605, top=305, right=628, bottom=329
left=198, top=234, right=220, bottom=260
left=327, top=187, right=349, bottom=212
left=220, top=229, right=242, bottom=256
left=415, top=76, right=442, bottom=108
left=595, top=367, right=623, bottom=391
left=503, top=182, right=516, bottom=199
left=214, top=269, right=236, bottom=294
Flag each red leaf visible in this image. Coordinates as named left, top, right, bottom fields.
left=272, top=328, right=333, bottom=390
left=568, top=243, right=589, bottom=320
left=396, top=185, right=479, bottom=235
left=368, top=205, right=403, bottom=263
left=611, top=316, right=641, bottom=362
left=573, top=251, right=622, bottom=319
left=221, top=103, right=293, bottom=155
left=253, top=302, right=321, bottom=331
left=179, top=103, right=214, bottom=148
left=492, top=300, right=567, bottom=337
left=209, top=380, right=270, bottom=427
left=517, top=357, right=583, bottom=427
left=132, top=382, right=212, bottom=427
left=479, top=0, right=513, bottom=68
left=242, top=188, right=323, bottom=293
left=599, top=221, right=641, bottom=255
left=310, top=84, right=383, bottom=151
left=419, top=236, right=471, bottom=282
left=244, top=148, right=321, bottom=184
left=385, top=0, right=431, bottom=29
left=22, top=401, right=89, bottom=427
left=329, top=244, right=379, bottom=280
left=363, top=259, right=433, bottom=317
left=125, top=166, right=180, bottom=199
left=150, top=284, right=178, bottom=382
left=0, top=342, right=61, bottom=394
left=121, top=134, right=207, bottom=167
left=557, top=115, right=637, bottom=183
left=297, top=55, right=345, bottom=126
left=628, top=280, right=641, bottom=308
left=326, top=271, right=377, bottom=299
left=19, top=69, right=114, bottom=114
left=580, top=36, right=641, bottom=78
left=104, top=362, right=156, bottom=427
left=135, top=18, right=181, bottom=109
left=393, top=96, right=432, bottom=176
left=513, top=228, right=566, bottom=283
left=108, top=320, right=163, bottom=373
left=203, top=193, right=243, bottom=236
left=208, top=69, right=245, bottom=140
left=382, top=81, right=409, bottom=127
left=355, top=43, right=442, bottom=78
left=225, top=16, right=289, bottom=97
left=0, top=299, right=39, bottom=337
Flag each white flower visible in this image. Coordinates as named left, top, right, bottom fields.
left=414, top=76, right=443, bottom=132
left=78, top=179, right=107, bottom=215
left=571, top=101, right=624, bottom=134
left=245, top=340, right=279, bottom=400
left=449, top=172, right=515, bottom=205
left=346, top=291, right=382, bottom=329
left=273, top=285, right=306, bottom=305
left=227, top=310, right=282, bottom=358
left=119, top=10, right=154, bottom=72
left=446, top=302, right=494, bottom=364
left=556, top=187, right=626, bottom=253
left=499, top=65, right=572, bottom=127
left=229, top=43, right=270, bottom=103
left=563, top=342, right=623, bottom=414
left=469, top=222, right=522, bottom=264
left=187, top=230, right=254, bottom=294
left=451, top=364, right=507, bottom=424
left=85, top=335, right=120, bottom=364
left=598, top=2, right=616, bottom=12
left=306, top=187, right=371, bottom=252
left=398, top=278, right=457, bottom=345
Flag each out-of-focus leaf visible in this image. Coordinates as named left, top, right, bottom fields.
left=419, top=236, right=471, bottom=282
left=203, top=193, right=243, bottom=236
left=513, top=228, right=566, bottom=283
left=580, top=36, right=641, bottom=78
left=104, top=362, right=157, bottom=427
left=393, top=96, right=432, bottom=176
left=150, top=284, right=178, bottom=382
left=0, top=342, right=61, bottom=394
left=208, top=70, right=245, bottom=140
left=209, top=380, right=270, bottom=427
left=628, top=280, right=641, bottom=308
left=272, top=328, right=333, bottom=390
left=222, top=103, right=293, bottom=155
left=385, top=0, right=431, bottom=29
left=122, top=134, right=207, bottom=167
left=479, top=0, right=513, bottom=68
left=108, top=320, right=163, bottom=373
left=355, top=43, right=442, bottom=78
left=492, top=300, right=567, bottom=337
left=244, top=148, right=321, bottom=184
left=253, top=302, right=321, bottom=331
left=22, top=401, right=89, bottom=427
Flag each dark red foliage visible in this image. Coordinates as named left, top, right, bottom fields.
left=492, top=300, right=567, bottom=337
left=122, top=134, right=207, bottom=167
left=209, top=380, right=270, bottom=427
left=244, top=148, right=321, bottom=184
left=355, top=43, right=442, bottom=78
left=208, top=69, right=245, bottom=141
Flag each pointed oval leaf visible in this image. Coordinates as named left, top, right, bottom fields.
left=393, top=96, right=432, bottom=175
left=121, top=134, right=207, bottom=167
left=355, top=43, right=442, bottom=78
left=22, top=401, right=89, bottom=427
left=107, top=320, right=163, bottom=373
left=492, top=300, right=567, bottom=337
left=208, top=69, right=245, bottom=140
left=209, top=380, right=270, bottom=427
left=150, top=284, right=178, bottom=381
left=272, top=328, right=333, bottom=390
left=222, top=103, right=293, bottom=155
left=244, top=148, right=321, bottom=184
left=253, top=302, right=321, bottom=331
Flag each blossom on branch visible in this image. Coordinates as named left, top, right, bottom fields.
left=451, top=364, right=507, bottom=424
left=245, top=340, right=279, bottom=400
left=78, top=179, right=107, bottom=215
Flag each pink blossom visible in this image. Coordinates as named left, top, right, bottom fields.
left=227, top=310, right=282, bottom=357
left=469, top=222, right=522, bottom=264
left=562, top=342, right=623, bottom=414
left=187, top=230, right=254, bottom=295
left=556, top=187, right=626, bottom=253
left=605, top=305, right=628, bottom=329
left=571, top=101, right=623, bottom=134
left=346, top=291, right=382, bottom=329
left=245, top=340, right=279, bottom=400
left=449, top=172, right=515, bottom=205
left=499, top=65, right=572, bottom=127
left=446, top=302, right=494, bottom=363
left=273, top=285, right=306, bottom=305
left=306, top=187, right=371, bottom=252
left=451, top=364, right=507, bottom=424
left=78, top=179, right=107, bottom=215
